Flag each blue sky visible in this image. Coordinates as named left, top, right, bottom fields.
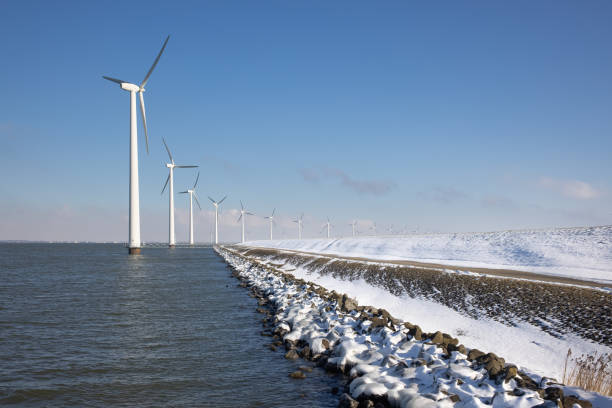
left=1, top=1, right=611, bottom=242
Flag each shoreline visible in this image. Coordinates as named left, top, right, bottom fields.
left=217, top=245, right=607, bottom=408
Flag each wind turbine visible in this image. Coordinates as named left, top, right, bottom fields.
left=370, top=222, right=377, bottom=236
left=237, top=201, right=255, bottom=243
left=349, top=220, right=357, bottom=237
left=103, top=35, right=170, bottom=254
left=321, top=217, right=332, bottom=238
left=179, top=172, right=201, bottom=245
left=161, top=138, right=198, bottom=247
left=263, top=209, right=275, bottom=240
left=293, top=214, right=304, bottom=239
left=208, top=196, right=227, bottom=244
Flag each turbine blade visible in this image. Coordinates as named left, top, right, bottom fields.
left=179, top=191, right=188, bottom=194
left=139, top=91, right=149, bottom=154
left=208, top=196, right=215, bottom=203
left=194, top=195, right=202, bottom=210
left=237, top=214, right=242, bottom=222
left=272, top=208, right=275, bottom=216
left=102, top=76, right=125, bottom=85
left=161, top=174, right=170, bottom=194
left=162, top=137, right=174, bottom=163
left=240, top=200, right=244, bottom=210
left=246, top=212, right=254, bottom=216
left=193, top=172, right=200, bottom=189
left=218, top=195, right=227, bottom=204
left=175, top=165, right=198, bottom=168
left=141, top=35, right=170, bottom=88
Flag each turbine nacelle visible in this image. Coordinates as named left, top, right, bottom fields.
left=120, top=82, right=141, bottom=92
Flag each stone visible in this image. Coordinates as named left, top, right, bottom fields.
left=562, top=396, right=592, bottom=408
left=321, top=338, right=330, bottom=350
left=357, top=400, right=374, bottom=408
left=338, top=393, right=359, bottom=408
left=342, top=294, right=359, bottom=312
left=409, top=325, right=422, bottom=341
left=370, top=317, right=387, bottom=329
left=504, top=365, right=518, bottom=382
left=543, top=387, right=563, bottom=401
left=449, top=394, right=460, bottom=403
left=442, top=334, right=459, bottom=347
left=289, top=370, right=306, bottom=379
left=300, top=345, right=311, bottom=359
left=284, top=349, right=299, bottom=360
left=467, top=349, right=484, bottom=361
left=430, top=331, right=444, bottom=345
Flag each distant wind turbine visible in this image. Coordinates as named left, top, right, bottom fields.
left=103, top=35, right=170, bottom=254
left=293, top=214, right=304, bottom=239
left=161, top=138, right=198, bottom=247
left=237, top=201, right=255, bottom=243
left=264, top=209, right=276, bottom=240
left=208, top=196, right=227, bottom=244
left=321, top=217, right=332, bottom=238
left=179, top=172, right=201, bottom=246
left=349, top=220, right=357, bottom=237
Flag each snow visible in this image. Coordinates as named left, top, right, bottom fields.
left=218, top=247, right=612, bottom=408
left=244, top=225, right=612, bottom=284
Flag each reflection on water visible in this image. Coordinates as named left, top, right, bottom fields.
left=0, top=244, right=340, bottom=407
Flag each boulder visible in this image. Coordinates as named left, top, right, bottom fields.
left=467, top=349, right=484, bottom=361
left=284, top=349, right=299, bottom=360
left=338, top=393, right=359, bottom=408
left=430, top=331, right=444, bottom=345
left=289, top=370, right=306, bottom=379
left=504, top=365, right=518, bottom=382
left=562, top=396, right=592, bottom=408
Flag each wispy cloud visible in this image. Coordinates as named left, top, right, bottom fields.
left=300, top=167, right=395, bottom=195
left=481, top=195, right=517, bottom=210
left=419, top=186, right=469, bottom=205
left=539, top=177, right=601, bottom=200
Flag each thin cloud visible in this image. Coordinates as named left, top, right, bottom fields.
left=539, top=177, right=601, bottom=200
left=299, top=167, right=395, bottom=195
left=420, top=186, right=469, bottom=205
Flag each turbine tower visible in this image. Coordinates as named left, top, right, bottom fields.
left=349, top=220, right=357, bottom=237
left=322, top=217, right=332, bottom=238
left=237, top=201, right=254, bottom=243
left=161, top=138, right=198, bottom=247
left=208, top=196, right=227, bottom=244
left=179, top=172, right=201, bottom=245
left=263, top=209, right=275, bottom=240
left=103, top=35, right=170, bottom=254
left=293, top=214, right=304, bottom=239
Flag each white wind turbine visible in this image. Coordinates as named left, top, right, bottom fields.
left=263, top=209, right=275, bottom=240
left=103, top=35, right=170, bottom=254
left=237, top=201, right=255, bottom=244
left=293, top=213, right=304, bottom=239
left=179, top=172, right=201, bottom=246
left=349, top=220, right=357, bottom=237
left=321, top=217, right=332, bottom=238
left=208, top=196, right=227, bottom=244
left=161, top=138, right=198, bottom=247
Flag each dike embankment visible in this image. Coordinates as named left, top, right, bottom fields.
left=217, top=245, right=600, bottom=408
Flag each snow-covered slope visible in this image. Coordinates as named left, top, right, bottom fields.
left=245, top=225, right=612, bottom=285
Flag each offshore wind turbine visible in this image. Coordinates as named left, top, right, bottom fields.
left=208, top=196, right=227, bottom=244
left=293, top=214, right=304, bottom=239
left=263, top=209, right=275, bottom=240
left=161, top=138, right=198, bottom=247
left=237, top=201, right=254, bottom=243
left=179, top=172, right=201, bottom=245
left=349, top=220, right=357, bottom=237
left=103, top=35, right=170, bottom=254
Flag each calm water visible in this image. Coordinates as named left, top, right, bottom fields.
left=0, top=244, right=340, bottom=407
